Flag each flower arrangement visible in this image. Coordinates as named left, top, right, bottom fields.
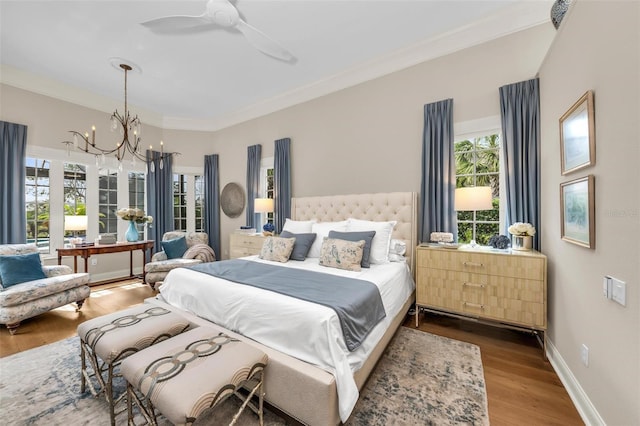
left=116, top=208, right=153, bottom=224
left=508, top=222, right=536, bottom=237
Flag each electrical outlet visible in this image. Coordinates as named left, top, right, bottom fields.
left=91, top=258, right=98, bottom=266
left=581, top=344, right=589, bottom=367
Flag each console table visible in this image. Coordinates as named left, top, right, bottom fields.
left=57, top=240, right=155, bottom=284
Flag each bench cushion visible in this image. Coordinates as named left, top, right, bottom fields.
left=121, top=327, right=267, bottom=425
left=77, top=304, right=192, bottom=364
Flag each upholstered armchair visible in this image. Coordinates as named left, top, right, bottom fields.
left=144, top=231, right=216, bottom=290
left=0, top=243, right=91, bottom=334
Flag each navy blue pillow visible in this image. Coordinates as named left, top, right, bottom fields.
left=0, top=252, right=47, bottom=288
left=279, top=231, right=317, bottom=261
left=328, top=230, right=376, bottom=268
left=161, top=236, right=188, bottom=259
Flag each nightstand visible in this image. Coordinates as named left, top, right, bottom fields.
left=229, top=233, right=266, bottom=259
left=415, top=244, right=547, bottom=350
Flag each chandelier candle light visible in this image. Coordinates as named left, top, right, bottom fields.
left=508, top=222, right=536, bottom=251
left=63, top=61, right=177, bottom=173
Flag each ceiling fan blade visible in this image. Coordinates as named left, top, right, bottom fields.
left=236, top=19, right=295, bottom=62
left=141, top=15, right=213, bottom=32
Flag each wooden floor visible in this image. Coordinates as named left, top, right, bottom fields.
left=405, top=312, right=583, bottom=426
left=0, top=279, right=155, bottom=357
left=0, top=281, right=583, bottom=425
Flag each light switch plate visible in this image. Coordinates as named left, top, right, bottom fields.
left=611, top=277, right=626, bottom=306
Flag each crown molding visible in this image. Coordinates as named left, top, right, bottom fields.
left=2, top=1, right=552, bottom=133
left=0, top=64, right=165, bottom=127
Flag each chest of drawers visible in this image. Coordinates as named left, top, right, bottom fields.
left=229, top=234, right=265, bottom=259
left=415, top=245, right=547, bottom=332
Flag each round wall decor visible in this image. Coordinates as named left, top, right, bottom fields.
left=220, top=182, right=245, bottom=218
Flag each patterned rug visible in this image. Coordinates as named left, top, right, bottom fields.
left=0, top=327, right=488, bottom=425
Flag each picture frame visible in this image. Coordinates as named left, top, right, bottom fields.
left=560, top=175, right=595, bottom=248
left=559, top=90, right=595, bottom=175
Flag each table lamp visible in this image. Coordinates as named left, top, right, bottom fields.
left=454, top=187, right=492, bottom=247
left=254, top=198, right=275, bottom=235
left=64, top=215, right=88, bottom=245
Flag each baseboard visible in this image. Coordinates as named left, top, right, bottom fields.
left=546, top=338, right=605, bottom=426
left=89, top=267, right=144, bottom=283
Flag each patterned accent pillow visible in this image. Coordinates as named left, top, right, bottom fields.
left=259, top=237, right=295, bottom=263
left=319, top=237, right=365, bottom=272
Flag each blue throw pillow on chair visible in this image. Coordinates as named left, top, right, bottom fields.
left=161, top=236, right=188, bottom=259
left=0, top=252, right=47, bottom=288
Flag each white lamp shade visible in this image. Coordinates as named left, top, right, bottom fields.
left=64, top=215, right=88, bottom=231
left=454, top=187, right=493, bottom=211
left=254, top=198, right=274, bottom=213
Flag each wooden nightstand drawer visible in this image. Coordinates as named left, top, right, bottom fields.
left=229, top=234, right=265, bottom=258
left=419, top=248, right=545, bottom=281
left=416, top=267, right=464, bottom=312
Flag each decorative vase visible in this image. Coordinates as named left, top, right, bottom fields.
left=512, top=235, right=533, bottom=251
left=125, top=220, right=139, bottom=242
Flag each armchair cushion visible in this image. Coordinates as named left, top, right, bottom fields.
left=162, top=236, right=188, bottom=259
left=0, top=272, right=91, bottom=307
left=0, top=252, right=47, bottom=288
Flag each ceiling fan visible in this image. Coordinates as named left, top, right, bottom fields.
left=141, top=0, right=295, bottom=62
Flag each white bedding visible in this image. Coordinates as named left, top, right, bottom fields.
left=158, top=256, right=415, bottom=422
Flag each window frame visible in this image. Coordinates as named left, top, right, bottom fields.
left=260, top=156, right=275, bottom=225
left=454, top=117, right=505, bottom=245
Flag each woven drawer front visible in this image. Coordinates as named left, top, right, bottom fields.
left=419, top=248, right=545, bottom=281
left=416, top=267, right=463, bottom=312
left=230, top=234, right=265, bottom=249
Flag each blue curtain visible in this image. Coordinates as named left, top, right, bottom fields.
left=499, top=78, right=541, bottom=250
left=204, top=154, right=220, bottom=261
left=146, top=150, right=174, bottom=252
left=0, top=121, right=27, bottom=244
left=245, top=144, right=262, bottom=229
left=274, top=138, right=291, bottom=233
left=419, top=99, right=456, bottom=243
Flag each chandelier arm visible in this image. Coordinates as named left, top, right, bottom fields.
left=63, top=62, right=180, bottom=171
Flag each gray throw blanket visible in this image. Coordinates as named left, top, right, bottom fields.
left=188, top=259, right=386, bottom=351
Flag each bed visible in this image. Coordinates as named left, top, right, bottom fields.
left=147, top=192, right=417, bottom=425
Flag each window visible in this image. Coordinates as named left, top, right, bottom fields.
left=260, top=159, right=275, bottom=225
left=128, top=172, right=146, bottom=238
left=173, top=174, right=187, bottom=231
left=194, top=175, right=204, bottom=232
left=455, top=134, right=501, bottom=245
left=99, top=170, right=118, bottom=234
left=25, top=158, right=50, bottom=253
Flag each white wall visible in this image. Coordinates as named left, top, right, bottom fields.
left=206, top=23, right=554, bottom=257
left=1, top=25, right=555, bottom=268
left=538, top=1, right=639, bottom=424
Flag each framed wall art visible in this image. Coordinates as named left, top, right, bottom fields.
left=560, top=175, right=595, bottom=248
left=559, top=90, right=595, bottom=175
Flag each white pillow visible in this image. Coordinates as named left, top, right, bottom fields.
left=388, top=239, right=407, bottom=262
left=307, top=220, right=349, bottom=258
left=282, top=218, right=316, bottom=234
left=347, top=218, right=397, bottom=264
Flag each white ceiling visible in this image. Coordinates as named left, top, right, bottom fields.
left=0, top=0, right=553, bottom=131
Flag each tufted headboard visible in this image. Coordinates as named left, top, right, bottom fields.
left=291, top=192, right=418, bottom=274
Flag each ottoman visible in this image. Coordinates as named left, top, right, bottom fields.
left=121, top=327, right=268, bottom=426
left=77, top=304, right=192, bottom=425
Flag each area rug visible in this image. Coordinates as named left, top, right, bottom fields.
left=0, top=327, right=488, bottom=425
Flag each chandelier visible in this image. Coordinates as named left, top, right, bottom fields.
left=63, top=62, right=176, bottom=173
